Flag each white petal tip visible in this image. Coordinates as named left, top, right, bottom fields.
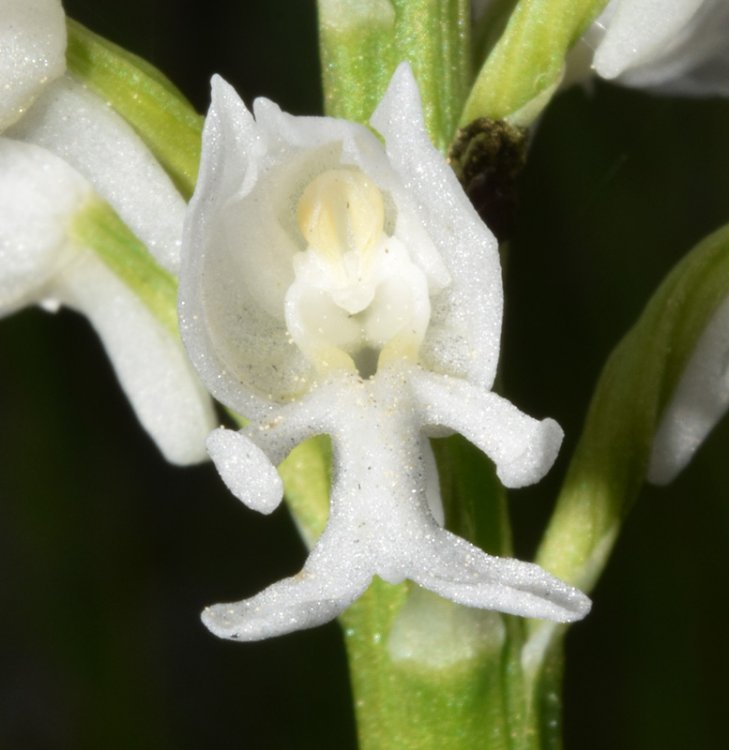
left=201, top=604, right=249, bottom=641
left=497, top=418, right=564, bottom=489
left=200, top=588, right=347, bottom=642
left=544, top=586, right=592, bottom=623
left=206, top=428, right=283, bottom=514
left=201, top=602, right=291, bottom=642
left=495, top=572, right=591, bottom=624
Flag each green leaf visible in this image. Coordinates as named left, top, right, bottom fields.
left=317, top=0, right=471, bottom=151
left=66, top=18, right=203, bottom=199
left=461, top=0, right=608, bottom=125
left=524, top=221, right=729, bottom=681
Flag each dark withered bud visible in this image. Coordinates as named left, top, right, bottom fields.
left=449, top=118, right=527, bottom=243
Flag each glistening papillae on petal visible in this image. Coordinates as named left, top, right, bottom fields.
left=202, top=369, right=589, bottom=641
left=182, top=64, right=591, bottom=641
left=0, top=0, right=66, bottom=131
left=8, top=74, right=187, bottom=274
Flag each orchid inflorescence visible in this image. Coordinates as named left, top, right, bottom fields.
left=179, top=66, right=591, bottom=639
left=2, top=0, right=729, bottom=652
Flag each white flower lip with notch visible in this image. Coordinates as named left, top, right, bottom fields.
left=180, top=63, right=591, bottom=641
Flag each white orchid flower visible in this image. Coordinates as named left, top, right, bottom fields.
left=579, top=0, right=729, bottom=95
left=180, top=63, right=591, bottom=641
left=0, top=0, right=216, bottom=462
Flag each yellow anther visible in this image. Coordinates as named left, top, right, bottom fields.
left=296, top=169, right=384, bottom=263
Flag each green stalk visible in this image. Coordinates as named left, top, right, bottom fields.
left=315, top=3, right=574, bottom=747
left=318, top=0, right=471, bottom=151
left=461, top=0, right=608, bottom=125
left=66, top=19, right=203, bottom=198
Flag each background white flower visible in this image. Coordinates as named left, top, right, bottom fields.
left=0, top=0, right=216, bottom=463
left=649, top=293, right=729, bottom=484
left=582, top=0, right=729, bottom=95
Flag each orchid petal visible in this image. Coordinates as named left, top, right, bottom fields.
left=0, top=136, right=88, bottom=314
left=0, top=137, right=214, bottom=464
left=593, top=0, right=705, bottom=80
left=411, top=371, right=563, bottom=488
left=202, top=560, right=372, bottom=641
left=0, top=0, right=66, bottom=131
left=406, top=528, right=590, bottom=623
left=55, top=252, right=215, bottom=464
left=578, top=0, right=729, bottom=96
left=207, top=428, right=284, bottom=514
left=8, top=74, right=186, bottom=274
left=179, top=76, right=313, bottom=419
left=371, top=63, right=503, bottom=390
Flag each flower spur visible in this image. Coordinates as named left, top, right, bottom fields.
left=180, top=63, right=591, bottom=641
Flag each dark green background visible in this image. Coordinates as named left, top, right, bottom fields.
left=1, top=1, right=728, bottom=747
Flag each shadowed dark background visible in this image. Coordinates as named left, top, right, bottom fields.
left=1, top=1, right=728, bottom=747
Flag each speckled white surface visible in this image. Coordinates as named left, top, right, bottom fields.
left=201, top=367, right=589, bottom=641
left=179, top=64, right=500, bottom=420
left=182, top=64, right=590, bottom=641
left=9, top=74, right=187, bottom=273
left=0, top=136, right=89, bottom=312
left=0, top=0, right=66, bottom=131
left=207, top=428, right=284, bottom=514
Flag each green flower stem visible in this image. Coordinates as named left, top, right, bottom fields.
left=342, top=586, right=539, bottom=750
left=524, top=223, right=729, bottom=704
left=461, top=0, right=608, bottom=125
left=338, top=435, right=542, bottom=750
left=315, top=3, right=566, bottom=746
left=66, top=19, right=203, bottom=199
left=317, top=0, right=471, bottom=151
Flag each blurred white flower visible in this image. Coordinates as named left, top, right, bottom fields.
left=574, top=0, right=729, bottom=95
left=0, top=0, right=216, bottom=463
left=180, top=63, right=591, bottom=641
left=648, top=293, right=729, bottom=484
